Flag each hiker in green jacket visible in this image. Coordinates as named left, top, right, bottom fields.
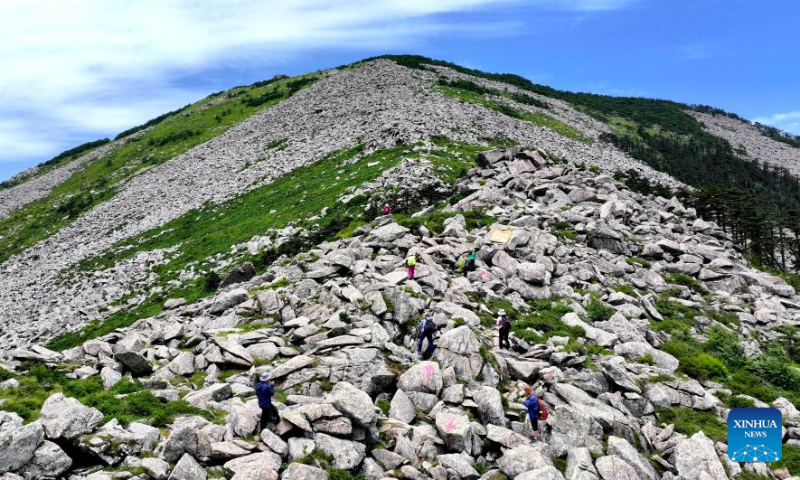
left=406, top=253, right=422, bottom=279
left=462, top=249, right=477, bottom=276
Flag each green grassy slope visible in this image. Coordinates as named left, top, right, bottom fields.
left=0, top=74, right=319, bottom=265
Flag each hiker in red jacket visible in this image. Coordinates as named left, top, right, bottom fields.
left=523, top=386, right=544, bottom=441
left=382, top=203, right=392, bottom=215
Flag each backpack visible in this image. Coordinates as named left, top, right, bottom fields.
left=407, top=255, right=416, bottom=266
left=500, top=315, right=512, bottom=329
left=537, top=400, right=549, bottom=420
left=424, top=317, right=437, bottom=334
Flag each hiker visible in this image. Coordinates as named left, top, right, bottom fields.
left=417, top=314, right=437, bottom=358
left=462, top=249, right=477, bottom=276
left=256, top=372, right=278, bottom=432
left=496, top=309, right=511, bottom=350
left=382, top=203, right=392, bottom=215
left=522, top=387, right=547, bottom=441
left=406, top=252, right=421, bottom=279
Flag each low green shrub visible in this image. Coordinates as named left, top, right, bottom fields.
left=704, top=325, right=746, bottom=368
left=611, top=284, right=637, bottom=296
left=655, top=407, right=727, bottom=443
left=773, top=444, right=800, bottom=476
left=586, top=297, right=615, bottom=322
left=749, top=346, right=800, bottom=391
left=512, top=299, right=578, bottom=344
left=664, top=273, right=709, bottom=295
left=636, top=354, right=655, bottom=365
left=651, top=295, right=699, bottom=333
left=376, top=399, right=391, bottom=416
left=715, top=393, right=756, bottom=409
left=626, top=256, right=652, bottom=268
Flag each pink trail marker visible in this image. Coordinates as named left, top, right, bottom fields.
left=444, top=417, right=458, bottom=432
left=423, top=364, right=435, bottom=380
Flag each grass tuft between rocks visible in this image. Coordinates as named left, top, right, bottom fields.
left=0, top=363, right=216, bottom=426
left=655, top=407, right=727, bottom=443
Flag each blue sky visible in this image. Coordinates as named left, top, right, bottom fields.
left=1, top=0, right=798, bottom=182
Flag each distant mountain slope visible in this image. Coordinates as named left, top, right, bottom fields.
left=690, top=110, right=800, bottom=178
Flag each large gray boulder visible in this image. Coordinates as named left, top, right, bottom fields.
left=505, top=358, right=548, bottom=382
left=434, top=326, right=483, bottom=381
left=162, top=417, right=214, bottom=463
left=546, top=404, right=603, bottom=457
left=367, top=223, right=409, bottom=243
left=329, top=381, right=375, bottom=427
left=220, top=262, right=257, bottom=288
left=485, top=424, right=530, bottom=449
left=594, top=455, right=639, bottom=480
left=516, top=467, right=565, bottom=480
left=0, top=421, right=44, bottom=474
left=497, top=444, right=553, bottom=478
left=98, top=365, right=122, bottom=389
left=39, top=393, right=104, bottom=440
left=614, top=342, right=679, bottom=372
left=472, top=386, right=506, bottom=427
left=184, top=383, right=233, bottom=409
left=606, top=436, right=657, bottom=480
left=142, top=457, right=171, bottom=480
left=270, top=355, right=315, bottom=379
left=209, top=288, right=250, bottom=315
left=673, top=432, right=727, bottom=480
left=553, top=384, right=627, bottom=428
left=224, top=452, right=281, bottom=480
left=260, top=429, right=288, bottom=456
left=397, top=361, right=443, bottom=395
left=227, top=400, right=261, bottom=437
left=0, top=411, right=23, bottom=434
left=389, top=389, right=416, bottom=424
left=565, top=447, right=600, bottom=480
left=17, top=440, right=72, bottom=479
left=281, top=463, right=329, bottom=480
left=211, top=441, right=251, bottom=460
left=561, top=312, right=617, bottom=348
left=114, top=350, right=153, bottom=376
left=434, top=409, right=471, bottom=453
left=439, top=453, right=479, bottom=479
left=169, top=453, right=206, bottom=480
left=313, top=433, right=365, bottom=470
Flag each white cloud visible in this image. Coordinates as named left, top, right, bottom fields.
left=0, top=0, right=637, bottom=174
left=753, top=111, right=800, bottom=135
left=0, top=119, right=59, bottom=158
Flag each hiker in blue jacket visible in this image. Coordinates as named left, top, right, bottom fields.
left=256, top=372, right=278, bottom=432
left=417, top=314, right=437, bottom=358
left=523, top=386, right=541, bottom=441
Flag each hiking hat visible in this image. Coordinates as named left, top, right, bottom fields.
left=260, top=372, right=271, bottom=382
left=498, top=309, right=506, bottom=316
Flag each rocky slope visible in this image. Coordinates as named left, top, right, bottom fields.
left=1, top=148, right=799, bottom=480
left=0, top=59, right=680, bottom=350
left=689, top=111, right=800, bottom=179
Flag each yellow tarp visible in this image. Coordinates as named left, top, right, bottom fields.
left=489, top=229, right=513, bottom=244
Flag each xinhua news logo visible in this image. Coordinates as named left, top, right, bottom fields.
left=727, top=408, right=782, bottom=462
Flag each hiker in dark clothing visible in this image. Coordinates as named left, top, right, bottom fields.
left=417, top=315, right=437, bottom=358
left=256, top=372, right=278, bottom=432
left=496, top=309, right=511, bottom=350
